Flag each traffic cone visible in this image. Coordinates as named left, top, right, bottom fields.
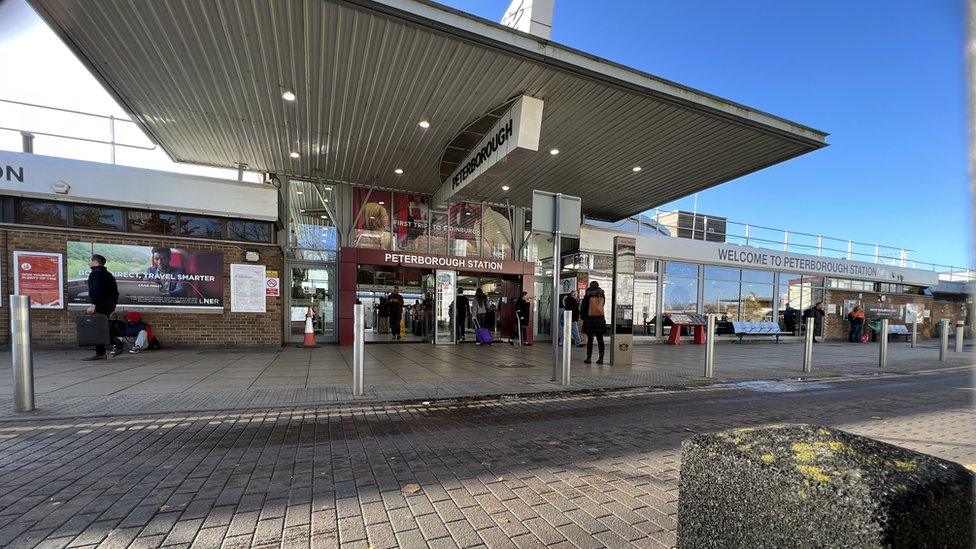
left=302, top=307, right=318, bottom=347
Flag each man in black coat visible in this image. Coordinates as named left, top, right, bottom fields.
left=802, top=301, right=826, bottom=342
left=84, top=254, right=120, bottom=360
left=454, top=288, right=470, bottom=342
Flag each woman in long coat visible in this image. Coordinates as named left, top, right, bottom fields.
left=580, top=281, right=607, bottom=364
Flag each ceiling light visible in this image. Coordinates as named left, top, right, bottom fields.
left=289, top=151, right=300, bottom=158
left=320, top=215, right=327, bottom=219
left=418, top=120, right=430, bottom=129
left=296, top=190, right=303, bottom=195
left=281, top=90, right=297, bottom=101
left=501, top=185, right=510, bottom=191
left=378, top=201, right=385, bottom=205
left=300, top=209, right=306, bottom=213
left=549, top=148, right=559, bottom=155
left=394, top=168, right=404, bottom=175
left=632, top=166, right=642, bottom=172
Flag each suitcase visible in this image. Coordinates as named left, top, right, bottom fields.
left=473, top=316, right=492, bottom=346
left=76, top=314, right=110, bottom=347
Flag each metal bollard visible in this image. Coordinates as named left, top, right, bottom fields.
left=802, top=316, right=814, bottom=373
left=910, top=317, right=917, bottom=348
left=10, top=295, right=35, bottom=412
left=878, top=318, right=889, bottom=368
left=352, top=303, right=365, bottom=396
left=561, top=310, right=571, bottom=386
left=939, top=319, right=949, bottom=362
left=703, top=314, right=715, bottom=378
left=955, top=321, right=964, bottom=353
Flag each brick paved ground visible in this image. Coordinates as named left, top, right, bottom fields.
left=0, top=341, right=970, bottom=419
left=0, top=368, right=972, bottom=548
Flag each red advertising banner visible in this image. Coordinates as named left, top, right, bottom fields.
left=393, top=193, right=429, bottom=252
left=352, top=187, right=392, bottom=249
left=14, top=251, right=64, bottom=309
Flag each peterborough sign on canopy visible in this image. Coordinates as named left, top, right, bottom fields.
left=433, top=95, right=543, bottom=206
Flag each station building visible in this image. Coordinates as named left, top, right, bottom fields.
left=1, top=0, right=965, bottom=348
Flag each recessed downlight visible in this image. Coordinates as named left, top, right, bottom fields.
left=394, top=168, right=404, bottom=175
left=320, top=215, right=327, bottom=219
left=378, top=201, right=385, bottom=205
left=632, top=166, right=642, bottom=172
left=501, top=185, right=510, bottom=191
left=418, top=120, right=430, bottom=129
left=296, top=190, right=304, bottom=195
left=281, top=90, right=297, bottom=101
left=289, top=151, right=300, bottom=158
left=549, top=148, right=560, bottom=155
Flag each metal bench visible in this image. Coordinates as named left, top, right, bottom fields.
left=887, top=323, right=910, bottom=342
left=731, top=321, right=793, bottom=343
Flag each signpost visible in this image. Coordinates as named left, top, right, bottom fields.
left=532, top=190, right=581, bottom=381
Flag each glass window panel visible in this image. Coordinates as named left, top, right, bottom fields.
left=663, top=277, right=698, bottom=314
left=704, top=265, right=740, bottom=281
left=449, top=202, right=480, bottom=257
left=17, top=200, right=67, bottom=226
left=703, top=279, right=739, bottom=320
left=777, top=273, right=805, bottom=332
left=482, top=205, right=512, bottom=260
left=289, top=179, right=337, bottom=250
left=72, top=205, right=123, bottom=230
left=393, top=193, right=429, bottom=252
left=741, top=269, right=774, bottom=283
left=128, top=211, right=177, bottom=234
left=228, top=220, right=272, bottom=243
left=665, top=262, right=699, bottom=278
left=429, top=208, right=449, bottom=255
left=352, top=187, right=392, bottom=249
left=180, top=215, right=223, bottom=238
left=741, top=282, right=774, bottom=322
left=634, top=275, right=659, bottom=336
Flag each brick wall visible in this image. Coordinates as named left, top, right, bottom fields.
left=823, top=289, right=965, bottom=341
left=0, top=226, right=283, bottom=349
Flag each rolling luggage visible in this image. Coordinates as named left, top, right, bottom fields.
left=76, top=314, right=110, bottom=347
left=473, top=316, right=492, bottom=346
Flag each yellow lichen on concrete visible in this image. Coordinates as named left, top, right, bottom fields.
left=797, top=489, right=808, bottom=500
left=891, top=460, right=917, bottom=471
left=792, top=442, right=816, bottom=463
left=761, top=454, right=775, bottom=463
left=818, top=428, right=831, bottom=436
left=796, top=465, right=831, bottom=483
left=828, top=441, right=845, bottom=451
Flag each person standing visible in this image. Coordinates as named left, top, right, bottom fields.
left=580, top=281, right=607, bottom=364
left=511, top=291, right=531, bottom=345
left=455, top=288, right=470, bottom=342
left=387, top=287, right=405, bottom=341
left=472, top=288, right=488, bottom=330
left=802, top=301, right=826, bottom=342
left=847, top=306, right=865, bottom=343
left=559, top=290, right=583, bottom=347
left=84, top=254, right=120, bottom=361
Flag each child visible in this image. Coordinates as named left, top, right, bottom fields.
left=123, top=311, right=153, bottom=353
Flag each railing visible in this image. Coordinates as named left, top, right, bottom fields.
left=0, top=98, right=157, bottom=162
left=603, top=208, right=969, bottom=279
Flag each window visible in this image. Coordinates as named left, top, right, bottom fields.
left=72, top=205, right=123, bottom=230
left=663, top=262, right=699, bottom=315
left=17, top=199, right=67, bottom=226
left=228, top=220, right=272, bottom=243
left=180, top=215, right=223, bottom=238
left=829, top=278, right=874, bottom=292
left=777, top=273, right=825, bottom=331
left=128, top=211, right=177, bottom=234
left=449, top=202, right=481, bottom=257
left=482, top=205, right=512, bottom=260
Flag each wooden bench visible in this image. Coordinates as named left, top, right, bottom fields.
left=731, top=321, right=793, bottom=343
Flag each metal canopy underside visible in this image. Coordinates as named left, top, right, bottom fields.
left=29, top=0, right=828, bottom=220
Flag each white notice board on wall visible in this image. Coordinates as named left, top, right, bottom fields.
left=230, top=264, right=266, bottom=313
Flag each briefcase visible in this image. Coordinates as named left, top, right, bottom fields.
left=76, top=315, right=110, bottom=347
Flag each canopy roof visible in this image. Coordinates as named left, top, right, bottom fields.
left=30, top=0, right=828, bottom=219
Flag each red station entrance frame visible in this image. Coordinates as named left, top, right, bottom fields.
left=338, top=247, right=536, bottom=345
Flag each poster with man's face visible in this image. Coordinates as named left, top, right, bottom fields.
left=67, top=241, right=224, bottom=308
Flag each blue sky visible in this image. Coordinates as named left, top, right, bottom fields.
left=0, top=0, right=968, bottom=268
left=442, top=0, right=969, bottom=268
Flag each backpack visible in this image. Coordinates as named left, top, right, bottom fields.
left=588, top=294, right=605, bottom=317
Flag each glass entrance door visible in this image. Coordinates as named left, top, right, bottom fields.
left=287, top=265, right=335, bottom=342
left=435, top=269, right=456, bottom=344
